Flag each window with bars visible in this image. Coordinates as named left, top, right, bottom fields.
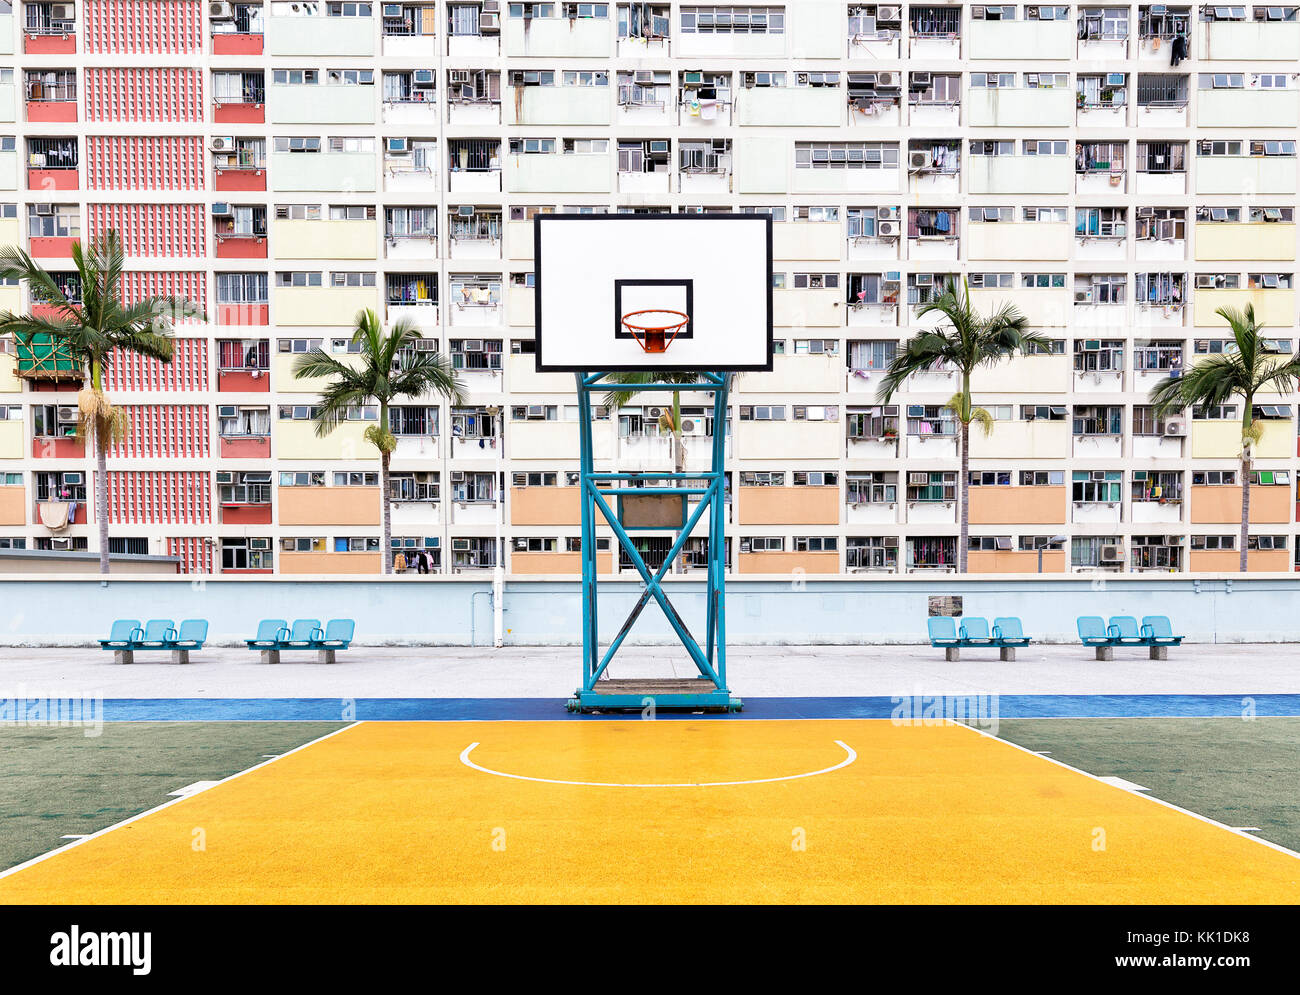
left=1132, top=470, right=1183, bottom=502
left=847, top=537, right=898, bottom=570
left=847, top=406, right=899, bottom=439
left=908, top=537, right=957, bottom=569
left=1072, top=406, right=1124, bottom=436
left=386, top=273, right=438, bottom=307
left=907, top=471, right=956, bottom=503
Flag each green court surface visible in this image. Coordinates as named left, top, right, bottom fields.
left=0, top=722, right=346, bottom=872
left=990, top=717, right=1300, bottom=853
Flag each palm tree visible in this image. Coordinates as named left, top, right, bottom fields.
left=1149, top=304, right=1300, bottom=571
left=0, top=231, right=195, bottom=573
left=293, top=309, right=464, bottom=574
left=877, top=277, right=1043, bottom=572
left=602, top=371, right=701, bottom=572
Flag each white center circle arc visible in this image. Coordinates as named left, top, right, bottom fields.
left=459, top=740, right=857, bottom=788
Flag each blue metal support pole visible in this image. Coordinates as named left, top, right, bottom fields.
left=570, top=370, right=739, bottom=712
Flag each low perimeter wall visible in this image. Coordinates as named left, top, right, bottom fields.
left=0, top=575, right=1297, bottom=646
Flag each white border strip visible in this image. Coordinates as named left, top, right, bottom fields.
left=459, top=739, right=857, bottom=788
left=957, top=722, right=1300, bottom=861
left=0, top=721, right=363, bottom=882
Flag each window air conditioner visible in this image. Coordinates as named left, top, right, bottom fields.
left=413, top=70, right=435, bottom=85
left=63, top=471, right=84, bottom=484
left=480, top=12, right=500, bottom=30
left=452, top=538, right=472, bottom=551
left=249, top=538, right=270, bottom=550
left=1196, top=274, right=1216, bottom=288
left=211, top=202, right=233, bottom=216
left=383, top=4, right=403, bottom=17
left=463, top=339, right=483, bottom=351
left=1164, top=418, right=1187, bottom=436
left=683, top=71, right=704, bottom=86
left=910, top=71, right=932, bottom=89
left=908, top=472, right=930, bottom=485
left=50, top=3, right=75, bottom=19
left=217, top=405, right=238, bottom=418
left=450, top=70, right=471, bottom=84
left=451, top=471, right=466, bottom=482
left=216, top=471, right=233, bottom=484
left=915, top=273, right=934, bottom=286
left=33, top=203, right=53, bottom=215
left=633, top=70, right=655, bottom=84
left=457, top=204, right=476, bottom=216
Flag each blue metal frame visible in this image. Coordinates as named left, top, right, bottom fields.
left=571, top=371, right=740, bottom=712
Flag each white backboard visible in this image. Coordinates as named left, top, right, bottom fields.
left=534, top=214, right=773, bottom=372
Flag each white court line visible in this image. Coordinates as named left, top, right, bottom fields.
left=0, top=722, right=363, bottom=882
left=957, top=723, right=1300, bottom=861
left=459, top=739, right=857, bottom=788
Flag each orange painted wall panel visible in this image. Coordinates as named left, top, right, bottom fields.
left=737, top=487, right=840, bottom=526
left=1190, top=485, right=1291, bottom=524
left=737, top=551, right=840, bottom=574
left=278, top=487, right=380, bottom=526
left=968, top=486, right=1067, bottom=526
left=509, top=487, right=581, bottom=526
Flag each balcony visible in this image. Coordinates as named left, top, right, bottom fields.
left=1196, top=155, right=1297, bottom=196
left=1197, top=18, right=1300, bottom=60
left=505, top=151, right=611, bottom=193
left=213, top=31, right=264, bottom=56
left=508, top=85, right=610, bottom=126
left=273, top=218, right=375, bottom=260
left=1194, top=222, right=1295, bottom=261
left=968, top=157, right=1072, bottom=196
left=269, top=84, right=374, bottom=124
left=213, top=98, right=265, bottom=125
left=267, top=15, right=375, bottom=56
left=217, top=367, right=270, bottom=393
left=270, top=151, right=376, bottom=193
left=503, top=12, right=614, bottom=57
left=969, top=18, right=1074, bottom=59
left=27, top=163, right=77, bottom=191
left=1198, top=87, right=1300, bottom=129
left=24, top=24, right=75, bottom=55
left=213, top=231, right=268, bottom=259
left=967, top=87, right=1073, bottom=128
left=219, top=434, right=271, bottom=459
left=738, top=86, right=841, bottom=127
left=24, top=76, right=76, bottom=122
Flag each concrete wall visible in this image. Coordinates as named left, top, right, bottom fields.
left=4, top=576, right=1300, bottom=646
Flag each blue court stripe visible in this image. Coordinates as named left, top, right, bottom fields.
left=39, top=694, right=1300, bottom=722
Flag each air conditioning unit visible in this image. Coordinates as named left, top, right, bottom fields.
left=63, top=471, right=84, bottom=485
left=1099, top=544, right=1125, bottom=562
left=463, top=339, right=483, bottom=351
left=452, top=538, right=472, bottom=551
left=216, top=471, right=233, bottom=484
left=877, top=220, right=900, bottom=238
left=211, top=202, right=233, bottom=216
left=1137, top=206, right=1155, bottom=218
left=1164, top=417, right=1187, bottom=436
left=915, top=273, right=934, bottom=286
left=413, top=70, right=435, bottom=85
left=633, top=70, right=656, bottom=84
left=210, top=136, right=235, bottom=152
left=681, top=418, right=704, bottom=436
left=683, top=71, right=704, bottom=87
left=57, top=406, right=78, bottom=421
left=50, top=3, right=74, bottom=19
left=877, top=5, right=901, bottom=19
left=382, top=4, right=403, bottom=16
left=908, top=471, right=930, bottom=485
left=209, top=1, right=234, bottom=19
left=386, top=138, right=409, bottom=155
left=1196, top=274, right=1216, bottom=288
left=33, top=203, right=53, bottom=216
left=480, top=11, right=500, bottom=30
left=1165, top=535, right=1183, bottom=545
left=1074, top=289, right=1093, bottom=303
left=457, top=205, right=476, bottom=217
left=875, top=71, right=901, bottom=90
left=249, top=538, right=270, bottom=551
left=450, top=70, right=471, bottom=84
left=451, top=471, right=466, bottom=482
left=910, top=71, right=932, bottom=89
left=647, top=406, right=664, bottom=419
left=908, top=150, right=933, bottom=171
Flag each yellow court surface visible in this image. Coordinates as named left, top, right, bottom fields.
left=2, top=719, right=1297, bottom=904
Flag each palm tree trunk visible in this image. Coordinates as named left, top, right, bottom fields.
left=959, top=417, right=970, bottom=573
left=380, top=447, right=392, bottom=575
left=95, top=416, right=109, bottom=574
left=89, top=359, right=110, bottom=574
left=1239, top=397, right=1253, bottom=572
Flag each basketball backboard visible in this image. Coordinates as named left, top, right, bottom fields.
left=533, top=214, right=773, bottom=372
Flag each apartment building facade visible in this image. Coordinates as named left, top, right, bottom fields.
left=1, top=0, right=1299, bottom=576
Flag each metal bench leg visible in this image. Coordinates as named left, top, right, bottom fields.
left=260, top=649, right=280, bottom=665
left=316, top=648, right=336, bottom=665
left=169, top=649, right=190, bottom=665
left=114, top=649, right=134, bottom=665
left=1149, top=645, right=1168, bottom=661
left=999, top=647, right=1016, bottom=662
left=944, top=647, right=960, bottom=662
left=1095, top=646, right=1114, bottom=661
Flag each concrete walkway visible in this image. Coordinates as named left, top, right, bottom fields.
left=0, top=643, right=1295, bottom=699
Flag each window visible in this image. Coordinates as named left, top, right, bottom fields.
left=909, top=537, right=957, bottom=569
left=848, top=339, right=897, bottom=371
left=907, top=471, right=956, bottom=503
left=218, top=471, right=272, bottom=505
left=1074, top=339, right=1124, bottom=372
left=679, top=6, right=785, bottom=34
left=1136, top=73, right=1189, bottom=107
left=1073, top=470, right=1123, bottom=503
left=794, top=536, right=837, bottom=552
left=1074, top=275, right=1126, bottom=304
left=1130, top=536, right=1182, bottom=571
left=1135, top=272, right=1186, bottom=306
left=1192, top=405, right=1238, bottom=421
left=847, top=537, right=898, bottom=570
left=390, top=472, right=440, bottom=502
left=740, top=471, right=785, bottom=486
left=1132, top=470, right=1183, bottom=502
left=222, top=539, right=272, bottom=571
left=739, top=405, right=786, bottom=421
left=795, top=142, right=899, bottom=170
left=219, top=406, right=270, bottom=437
left=1072, top=535, right=1122, bottom=567
left=1192, top=469, right=1238, bottom=484
left=1019, top=470, right=1066, bottom=485
left=390, top=406, right=439, bottom=436
left=846, top=472, right=896, bottom=504
left=968, top=471, right=1013, bottom=486
left=35, top=471, right=86, bottom=502
left=1137, top=141, right=1186, bottom=173
left=1132, top=405, right=1177, bottom=435
left=847, top=406, right=899, bottom=439
left=276, top=271, right=323, bottom=288
left=1072, top=405, right=1124, bottom=435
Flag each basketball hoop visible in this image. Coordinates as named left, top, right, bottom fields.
left=621, top=309, right=689, bottom=354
